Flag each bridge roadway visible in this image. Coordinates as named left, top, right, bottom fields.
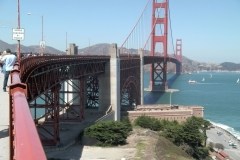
left=3, top=51, right=181, bottom=159
left=0, top=73, right=9, bottom=159
left=0, top=70, right=111, bottom=159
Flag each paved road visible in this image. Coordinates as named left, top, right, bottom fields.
left=207, top=127, right=240, bottom=160
left=0, top=73, right=9, bottom=160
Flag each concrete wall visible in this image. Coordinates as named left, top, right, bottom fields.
left=126, top=105, right=204, bottom=123
left=65, top=43, right=79, bottom=107
left=110, top=44, right=120, bottom=121
left=67, top=43, right=78, bottom=55
left=98, top=62, right=111, bottom=112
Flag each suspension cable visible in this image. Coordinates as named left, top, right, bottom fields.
left=168, top=2, right=176, bottom=55
left=121, top=0, right=151, bottom=48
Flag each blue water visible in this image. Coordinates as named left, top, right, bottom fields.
left=144, top=71, right=240, bottom=138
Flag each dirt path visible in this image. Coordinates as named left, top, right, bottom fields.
left=47, top=128, right=159, bottom=160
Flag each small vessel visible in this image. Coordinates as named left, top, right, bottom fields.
left=188, top=80, right=197, bottom=84
left=202, top=77, right=205, bottom=82
left=237, top=78, right=239, bottom=84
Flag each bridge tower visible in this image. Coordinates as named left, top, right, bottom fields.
left=176, top=39, right=182, bottom=62
left=175, top=39, right=182, bottom=74
left=150, top=0, right=169, bottom=91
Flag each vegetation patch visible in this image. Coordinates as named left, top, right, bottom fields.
left=135, top=140, right=146, bottom=159
left=156, top=136, right=193, bottom=160
left=84, top=119, right=132, bottom=146
left=134, top=116, right=211, bottom=159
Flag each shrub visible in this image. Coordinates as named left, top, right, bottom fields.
left=193, top=147, right=209, bottom=160
left=134, top=115, right=162, bottom=131
left=84, top=120, right=131, bottom=146
left=208, top=142, right=214, bottom=151
left=215, top=143, right=224, bottom=150
left=121, top=116, right=132, bottom=133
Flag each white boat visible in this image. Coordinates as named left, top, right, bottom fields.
left=202, top=77, right=205, bottom=82
left=237, top=78, right=239, bottom=84
left=188, top=80, right=197, bottom=84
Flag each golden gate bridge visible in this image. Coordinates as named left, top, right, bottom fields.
left=9, top=0, right=182, bottom=159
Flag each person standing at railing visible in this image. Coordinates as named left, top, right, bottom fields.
left=0, top=50, right=9, bottom=74
left=0, top=49, right=17, bottom=92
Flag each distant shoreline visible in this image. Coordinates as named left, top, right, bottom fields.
left=210, top=121, right=240, bottom=144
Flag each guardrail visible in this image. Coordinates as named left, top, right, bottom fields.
left=9, top=63, right=46, bottom=160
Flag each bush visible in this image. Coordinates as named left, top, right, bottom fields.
left=121, top=117, right=132, bottom=133
left=134, top=115, right=162, bottom=131
left=215, top=143, right=224, bottom=150
left=193, top=147, right=209, bottom=159
left=208, top=142, right=214, bottom=151
left=84, top=120, right=131, bottom=146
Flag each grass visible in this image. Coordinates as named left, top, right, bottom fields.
left=155, top=136, right=194, bottom=160
left=135, top=140, right=146, bottom=160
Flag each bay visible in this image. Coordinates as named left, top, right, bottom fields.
left=144, top=71, right=240, bottom=138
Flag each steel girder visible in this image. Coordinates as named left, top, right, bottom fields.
left=20, top=56, right=108, bottom=102
left=120, top=57, right=140, bottom=110
left=20, top=56, right=108, bottom=145
left=86, top=75, right=99, bottom=108
left=37, top=85, right=61, bottom=146
left=58, top=78, right=85, bottom=121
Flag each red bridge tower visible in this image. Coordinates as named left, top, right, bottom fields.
left=150, top=0, right=169, bottom=91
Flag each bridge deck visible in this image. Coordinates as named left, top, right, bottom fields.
left=0, top=73, right=9, bottom=159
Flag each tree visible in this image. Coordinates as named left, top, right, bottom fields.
left=193, top=147, right=209, bottom=159
left=134, top=115, right=162, bottom=131
left=202, top=119, right=211, bottom=146
left=182, top=117, right=204, bottom=147
left=162, top=122, right=184, bottom=146
left=208, top=142, right=214, bottom=151
left=215, top=143, right=224, bottom=150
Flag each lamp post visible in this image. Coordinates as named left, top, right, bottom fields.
left=40, top=15, right=44, bottom=56
left=17, top=0, right=21, bottom=61
left=166, top=89, right=179, bottom=107
left=27, top=13, right=45, bottom=55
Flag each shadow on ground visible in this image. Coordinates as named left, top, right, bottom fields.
left=0, top=128, right=8, bottom=139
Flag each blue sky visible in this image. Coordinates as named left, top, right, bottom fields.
left=0, top=0, right=240, bottom=63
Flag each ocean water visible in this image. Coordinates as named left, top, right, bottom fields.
left=144, top=71, right=240, bottom=139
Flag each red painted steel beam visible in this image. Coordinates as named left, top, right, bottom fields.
left=9, top=64, right=46, bottom=160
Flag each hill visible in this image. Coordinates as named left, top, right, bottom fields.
left=219, top=62, right=240, bottom=71
left=47, top=127, right=193, bottom=159
left=1, top=40, right=239, bottom=71
left=78, top=43, right=111, bottom=55
left=0, top=40, right=64, bottom=55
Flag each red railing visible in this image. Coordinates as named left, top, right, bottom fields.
left=9, top=63, right=46, bottom=160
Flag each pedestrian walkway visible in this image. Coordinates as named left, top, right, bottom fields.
left=0, top=73, right=9, bottom=160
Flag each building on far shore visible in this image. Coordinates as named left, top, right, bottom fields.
left=126, top=104, right=204, bottom=123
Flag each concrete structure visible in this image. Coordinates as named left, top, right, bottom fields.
left=110, top=44, right=120, bottom=121
left=67, top=43, right=78, bottom=55
left=65, top=43, right=79, bottom=107
left=127, top=104, right=204, bottom=123
left=139, top=49, right=144, bottom=105
left=98, top=61, right=110, bottom=112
